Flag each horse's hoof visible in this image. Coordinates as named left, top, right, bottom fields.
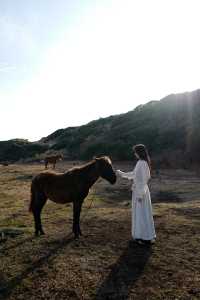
left=40, top=231, right=45, bottom=235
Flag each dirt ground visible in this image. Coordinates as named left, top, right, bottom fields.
left=0, top=161, right=200, bottom=300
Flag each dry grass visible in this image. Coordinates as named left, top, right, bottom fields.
left=0, top=162, right=200, bottom=299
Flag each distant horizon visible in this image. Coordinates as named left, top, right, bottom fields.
left=1, top=0, right=200, bottom=142
left=1, top=87, right=199, bottom=143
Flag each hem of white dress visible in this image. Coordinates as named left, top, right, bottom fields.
left=132, top=235, right=156, bottom=241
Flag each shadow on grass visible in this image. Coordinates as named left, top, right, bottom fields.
left=95, top=242, right=152, bottom=300
left=0, top=236, right=33, bottom=252
left=173, top=207, right=200, bottom=221
left=0, top=234, right=74, bottom=300
left=153, top=190, right=182, bottom=203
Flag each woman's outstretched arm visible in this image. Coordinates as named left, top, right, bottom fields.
left=116, top=169, right=134, bottom=180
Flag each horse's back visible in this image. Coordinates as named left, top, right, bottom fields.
left=34, top=170, right=62, bottom=180
left=32, top=171, right=58, bottom=189
left=32, top=171, right=75, bottom=190
left=32, top=171, right=75, bottom=204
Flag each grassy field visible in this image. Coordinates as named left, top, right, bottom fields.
left=0, top=161, right=200, bottom=300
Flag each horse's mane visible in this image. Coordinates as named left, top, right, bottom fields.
left=65, top=159, right=95, bottom=175
left=65, top=156, right=112, bottom=175
left=101, top=156, right=112, bottom=164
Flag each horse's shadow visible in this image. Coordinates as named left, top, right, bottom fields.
left=0, top=236, right=33, bottom=252
left=1, top=234, right=152, bottom=300
left=95, top=242, right=152, bottom=300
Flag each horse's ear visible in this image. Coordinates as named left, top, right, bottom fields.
left=94, top=157, right=101, bottom=161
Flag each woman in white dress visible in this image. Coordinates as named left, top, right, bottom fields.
left=116, top=144, right=156, bottom=245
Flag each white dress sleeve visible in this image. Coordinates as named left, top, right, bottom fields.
left=116, top=169, right=134, bottom=180
left=134, top=160, right=150, bottom=198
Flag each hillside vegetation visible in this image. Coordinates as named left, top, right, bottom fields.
left=1, top=89, right=200, bottom=167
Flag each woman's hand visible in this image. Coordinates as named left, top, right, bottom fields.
left=116, top=170, right=122, bottom=176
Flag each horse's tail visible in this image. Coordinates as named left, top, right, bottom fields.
left=29, top=185, right=34, bottom=213
left=29, top=200, right=33, bottom=213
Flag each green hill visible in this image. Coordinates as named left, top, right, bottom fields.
left=41, top=89, right=200, bottom=167
left=0, top=139, right=48, bottom=163
left=1, top=89, right=200, bottom=167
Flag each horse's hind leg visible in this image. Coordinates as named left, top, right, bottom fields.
left=73, top=200, right=83, bottom=239
left=32, top=192, right=47, bottom=236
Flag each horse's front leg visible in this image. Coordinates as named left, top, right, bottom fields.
left=72, top=199, right=83, bottom=239
left=32, top=192, right=47, bottom=236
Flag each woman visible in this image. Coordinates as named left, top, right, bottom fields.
left=116, top=144, right=156, bottom=245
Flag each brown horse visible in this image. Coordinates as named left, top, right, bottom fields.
left=29, top=156, right=116, bottom=239
left=44, top=154, right=63, bottom=169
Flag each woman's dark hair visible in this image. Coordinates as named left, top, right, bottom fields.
left=133, top=144, right=151, bottom=169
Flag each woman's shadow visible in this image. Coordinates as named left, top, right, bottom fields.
left=95, top=242, right=152, bottom=300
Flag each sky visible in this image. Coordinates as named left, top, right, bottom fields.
left=1, top=0, right=200, bottom=141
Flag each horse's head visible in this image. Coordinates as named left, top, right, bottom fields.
left=58, top=154, right=63, bottom=160
left=95, top=156, right=116, bottom=184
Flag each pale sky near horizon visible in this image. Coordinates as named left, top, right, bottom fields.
left=1, top=0, right=200, bottom=141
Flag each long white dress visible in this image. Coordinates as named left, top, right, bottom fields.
left=117, top=160, right=156, bottom=241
